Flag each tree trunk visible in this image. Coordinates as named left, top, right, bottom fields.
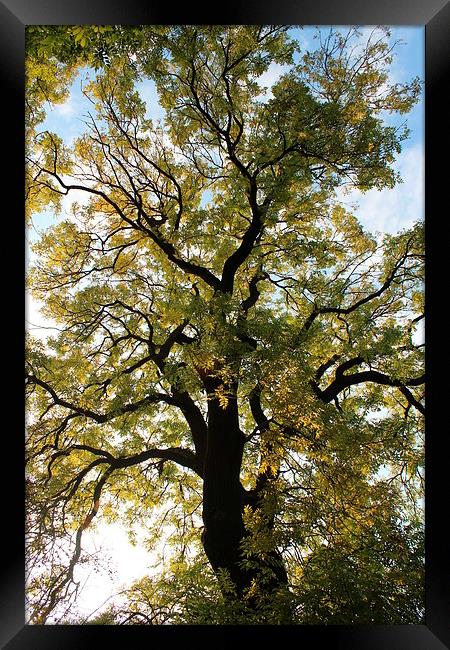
left=201, top=377, right=288, bottom=600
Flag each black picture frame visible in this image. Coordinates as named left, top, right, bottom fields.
left=2, top=0, right=448, bottom=647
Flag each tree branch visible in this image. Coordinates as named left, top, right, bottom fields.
left=312, top=367, right=425, bottom=415
left=26, top=374, right=185, bottom=423
left=113, top=446, right=201, bottom=476
left=299, top=238, right=416, bottom=336
left=31, top=149, right=221, bottom=291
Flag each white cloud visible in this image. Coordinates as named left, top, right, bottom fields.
left=61, top=187, right=91, bottom=217
left=53, top=95, right=76, bottom=118
left=68, top=522, right=157, bottom=621
left=25, top=290, right=59, bottom=341
left=337, top=142, right=424, bottom=235
left=255, top=62, right=292, bottom=102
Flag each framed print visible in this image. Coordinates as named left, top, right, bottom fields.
left=1, top=0, right=449, bottom=647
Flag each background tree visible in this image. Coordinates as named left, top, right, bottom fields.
left=25, top=25, right=424, bottom=624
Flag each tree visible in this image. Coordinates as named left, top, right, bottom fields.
left=25, top=25, right=424, bottom=625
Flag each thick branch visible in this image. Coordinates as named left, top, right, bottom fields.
left=312, top=368, right=425, bottom=415
left=233, top=268, right=267, bottom=350
left=27, top=374, right=184, bottom=423
left=32, top=155, right=221, bottom=291
left=220, top=190, right=268, bottom=294
left=113, top=446, right=200, bottom=475
left=241, top=268, right=268, bottom=314
left=248, top=385, right=278, bottom=496
left=27, top=375, right=110, bottom=423
left=249, top=384, right=270, bottom=434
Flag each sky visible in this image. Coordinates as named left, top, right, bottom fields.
left=25, top=25, right=424, bottom=623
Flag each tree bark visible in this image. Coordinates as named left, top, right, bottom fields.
left=201, top=377, right=248, bottom=595
left=201, top=376, right=288, bottom=600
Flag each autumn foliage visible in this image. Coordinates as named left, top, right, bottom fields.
left=25, top=26, right=424, bottom=624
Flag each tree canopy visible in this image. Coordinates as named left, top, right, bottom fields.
left=25, top=25, right=424, bottom=625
